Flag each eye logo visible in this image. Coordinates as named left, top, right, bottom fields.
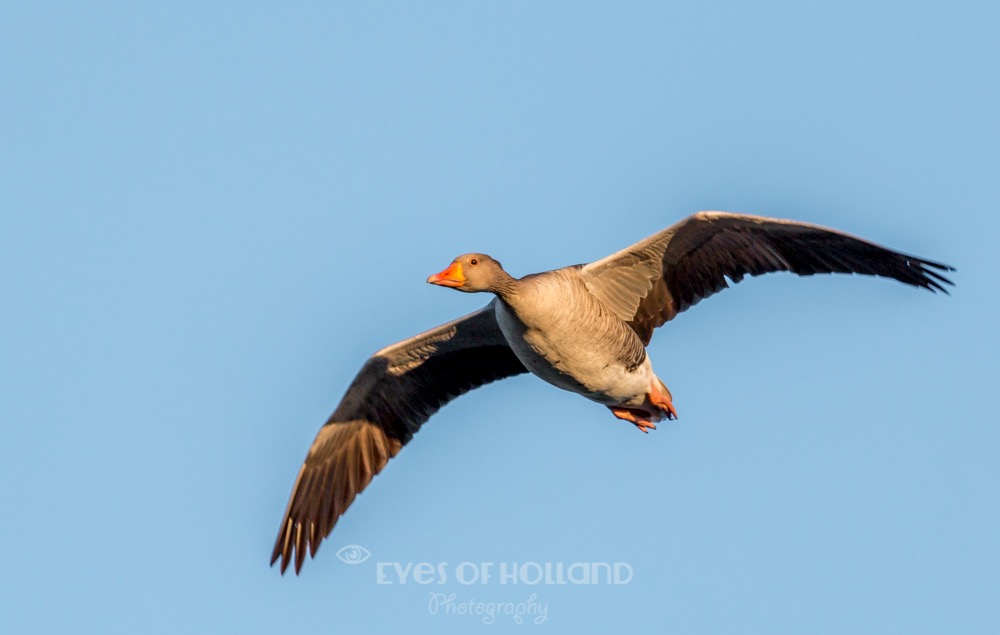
left=336, top=544, right=372, bottom=565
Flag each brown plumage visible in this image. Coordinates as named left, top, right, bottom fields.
left=271, top=211, right=952, bottom=574
left=582, top=212, right=952, bottom=344
left=270, top=304, right=525, bottom=573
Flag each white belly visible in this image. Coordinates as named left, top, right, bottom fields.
left=493, top=299, right=653, bottom=407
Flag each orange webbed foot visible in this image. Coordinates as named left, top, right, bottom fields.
left=648, top=380, right=678, bottom=421
left=609, top=407, right=658, bottom=433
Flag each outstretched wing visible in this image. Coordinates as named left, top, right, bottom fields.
left=581, top=211, right=954, bottom=344
left=271, top=300, right=526, bottom=574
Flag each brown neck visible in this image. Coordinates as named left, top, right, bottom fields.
left=488, top=271, right=518, bottom=300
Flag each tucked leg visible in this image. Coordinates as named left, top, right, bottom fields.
left=609, top=406, right=657, bottom=433
left=648, top=378, right=678, bottom=420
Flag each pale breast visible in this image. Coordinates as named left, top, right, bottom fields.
left=494, top=271, right=652, bottom=404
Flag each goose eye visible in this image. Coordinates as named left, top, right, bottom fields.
left=470, top=258, right=478, bottom=265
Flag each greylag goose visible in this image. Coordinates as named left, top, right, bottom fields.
left=271, top=211, right=953, bottom=574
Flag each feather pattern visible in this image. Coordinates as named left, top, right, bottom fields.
left=582, top=212, right=954, bottom=344
left=270, top=301, right=526, bottom=574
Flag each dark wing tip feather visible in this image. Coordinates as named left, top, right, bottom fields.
left=270, top=420, right=404, bottom=575
left=907, top=257, right=955, bottom=295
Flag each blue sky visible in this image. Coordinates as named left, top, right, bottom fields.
left=2, top=1, right=997, bottom=632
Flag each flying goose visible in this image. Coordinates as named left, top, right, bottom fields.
left=270, top=211, right=953, bottom=574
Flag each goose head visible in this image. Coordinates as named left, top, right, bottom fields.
left=427, top=253, right=511, bottom=293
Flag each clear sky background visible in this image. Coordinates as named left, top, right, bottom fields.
left=2, top=2, right=997, bottom=633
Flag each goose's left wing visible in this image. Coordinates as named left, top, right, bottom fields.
left=580, top=211, right=954, bottom=344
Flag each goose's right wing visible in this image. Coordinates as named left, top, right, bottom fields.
left=270, top=300, right=526, bottom=574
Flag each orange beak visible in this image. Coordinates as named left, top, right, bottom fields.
left=426, top=262, right=465, bottom=287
